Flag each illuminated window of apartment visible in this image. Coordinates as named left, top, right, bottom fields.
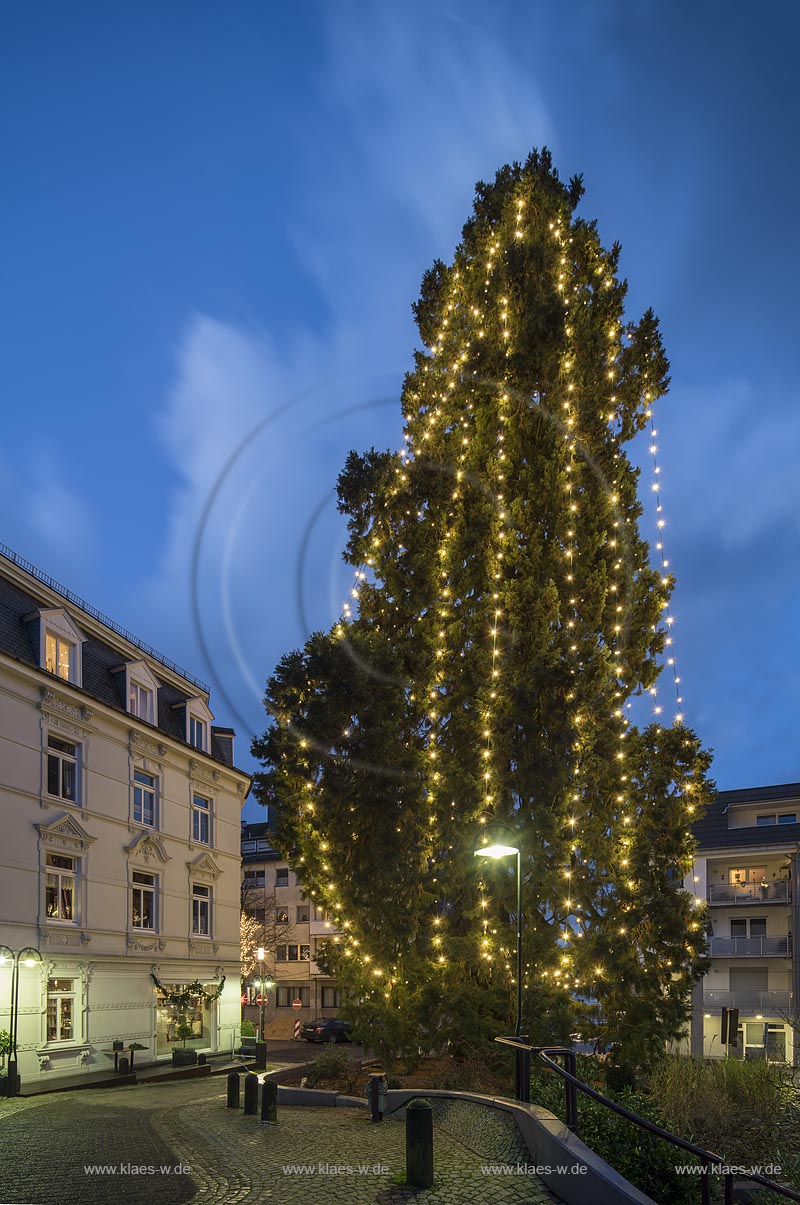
left=47, top=735, right=79, bottom=802
left=47, top=978, right=75, bottom=1042
left=192, top=883, right=211, bottom=936
left=131, top=870, right=157, bottom=930
left=46, top=853, right=75, bottom=921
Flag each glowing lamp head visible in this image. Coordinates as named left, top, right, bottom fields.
left=475, top=844, right=519, bottom=860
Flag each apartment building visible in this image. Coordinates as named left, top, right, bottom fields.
left=685, top=782, right=799, bottom=1063
left=240, top=820, right=341, bottom=1037
left=0, top=545, right=250, bottom=1086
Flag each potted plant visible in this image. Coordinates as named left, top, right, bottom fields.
left=171, top=1018, right=199, bottom=1066
left=0, top=1028, right=10, bottom=1093
left=238, top=1019, right=256, bottom=1056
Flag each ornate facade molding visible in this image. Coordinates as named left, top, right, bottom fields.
left=36, top=812, right=95, bottom=853
left=40, top=686, right=93, bottom=724
left=38, top=928, right=91, bottom=947
left=125, top=831, right=171, bottom=864
left=189, top=758, right=220, bottom=784
left=126, top=936, right=167, bottom=953
left=187, top=851, right=222, bottom=881
left=129, top=730, right=167, bottom=761
left=189, top=940, right=220, bottom=955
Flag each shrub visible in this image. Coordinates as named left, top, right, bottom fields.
left=240, top=1020, right=256, bottom=1037
left=306, top=1049, right=358, bottom=1092
left=0, top=1029, right=10, bottom=1067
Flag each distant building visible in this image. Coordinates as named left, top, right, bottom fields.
left=240, top=820, right=341, bottom=1036
left=684, top=782, right=798, bottom=1063
left=0, top=545, right=250, bottom=1086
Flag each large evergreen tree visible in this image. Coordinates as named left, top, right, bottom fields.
left=252, top=149, right=713, bottom=1068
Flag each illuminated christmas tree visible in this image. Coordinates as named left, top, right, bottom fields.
left=252, top=149, right=713, bottom=1069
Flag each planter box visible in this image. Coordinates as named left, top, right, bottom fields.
left=171, top=1048, right=199, bottom=1066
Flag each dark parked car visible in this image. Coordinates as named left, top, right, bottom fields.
left=300, top=1018, right=352, bottom=1043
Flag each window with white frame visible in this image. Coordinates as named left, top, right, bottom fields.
left=189, top=715, right=206, bottom=751
left=133, top=770, right=157, bottom=827
left=46, top=852, right=75, bottom=921
left=47, top=978, right=75, bottom=1042
left=46, top=631, right=74, bottom=682
left=192, top=794, right=211, bottom=844
left=47, top=735, right=79, bottom=802
left=296, top=905, right=310, bottom=923
left=130, top=681, right=155, bottom=723
left=275, top=867, right=288, bottom=887
left=131, top=870, right=157, bottom=930
left=192, top=883, right=211, bottom=936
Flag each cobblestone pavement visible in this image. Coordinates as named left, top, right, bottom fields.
left=0, top=1078, right=564, bottom=1205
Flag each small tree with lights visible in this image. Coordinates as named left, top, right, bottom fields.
left=252, top=148, right=713, bottom=1074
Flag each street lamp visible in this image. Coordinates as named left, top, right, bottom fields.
left=474, top=844, right=522, bottom=1038
left=256, top=946, right=266, bottom=1041
left=0, top=945, right=43, bottom=1098
left=475, top=842, right=527, bottom=1101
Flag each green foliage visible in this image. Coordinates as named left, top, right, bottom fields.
left=252, top=147, right=714, bottom=1066
left=172, top=1018, right=195, bottom=1047
left=0, top=1028, right=10, bottom=1065
left=306, top=1049, right=358, bottom=1092
left=151, top=974, right=225, bottom=1010
left=648, top=1055, right=800, bottom=1172
left=240, top=1020, right=256, bottom=1037
left=531, top=1063, right=698, bottom=1205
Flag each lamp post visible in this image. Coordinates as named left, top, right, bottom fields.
left=0, top=945, right=43, bottom=1098
left=474, top=843, right=527, bottom=1101
left=255, top=946, right=266, bottom=1041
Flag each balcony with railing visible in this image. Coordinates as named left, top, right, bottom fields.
left=709, top=936, right=791, bottom=958
left=707, top=879, right=791, bottom=906
left=703, top=989, right=791, bottom=1015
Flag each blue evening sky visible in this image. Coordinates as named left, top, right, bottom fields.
left=1, top=1, right=798, bottom=817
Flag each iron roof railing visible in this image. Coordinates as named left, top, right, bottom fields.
left=0, top=542, right=209, bottom=693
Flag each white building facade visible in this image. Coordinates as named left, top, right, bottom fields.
left=0, top=546, right=250, bottom=1087
left=685, top=783, right=798, bottom=1064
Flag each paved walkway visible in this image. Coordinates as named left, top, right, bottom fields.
left=0, top=1077, right=562, bottom=1205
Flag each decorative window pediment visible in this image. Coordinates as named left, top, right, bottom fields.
left=126, top=831, right=171, bottom=864
left=26, top=608, right=86, bottom=687
left=187, top=851, right=221, bottom=881
left=36, top=813, right=95, bottom=853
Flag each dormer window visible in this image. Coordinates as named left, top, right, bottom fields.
left=114, top=660, right=160, bottom=726
left=175, top=696, right=214, bottom=752
left=26, top=607, right=86, bottom=687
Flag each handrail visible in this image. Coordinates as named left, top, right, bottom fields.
left=495, top=1036, right=800, bottom=1205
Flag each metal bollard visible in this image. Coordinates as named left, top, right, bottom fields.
left=118, top=1056, right=130, bottom=1076
left=243, top=1073, right=259, bottom=1115
left=254, top=1040, right=267, bottom=1070
left=406, top=1098, right=434, bottom=1188
left=368, top=1073, right=386, bottom=1123
left=261, top=1079, right=278, bottom=1125
left=226, top=1071, right=240, bottom=1109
